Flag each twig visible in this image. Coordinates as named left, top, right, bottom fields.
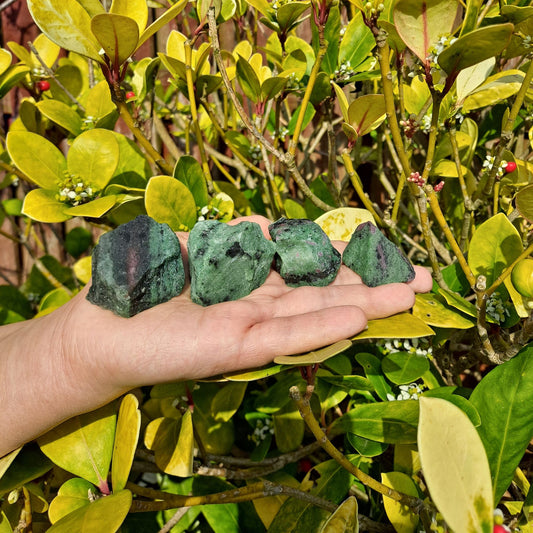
left=158, top=507, right=190, bottom=533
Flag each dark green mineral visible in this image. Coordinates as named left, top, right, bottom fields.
left=188, top=220, right=276, bottom=306
left=87, top=215, right=185, bottom=317
left=342, top=221, right=415, bottom=287
left=268, top=218, right=341, bottom=287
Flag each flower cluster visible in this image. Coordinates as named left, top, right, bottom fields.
left=383, top=338, right=433, bottom=358
left=399, top=116, right=418, bottom=139
left=426, top=34, right=457, bottom=72
left=56, top=171, right=97, bottom=206
left=408, top=171, right=425, bottom=187
left=334, top=60, right=355, bottom=83
left=250, top=417, right=274, bottom=445
left=486, top=292, right=510, bottom=324
left=483, top=155, right=506, bottom=178
left=387, top=383, right=423, bottom=401
left=197, top=204, right=221, bottom=222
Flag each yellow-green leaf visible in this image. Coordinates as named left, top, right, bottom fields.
left=352, top=313, right=435, bottom=340
left=418, top=397, right=493, bottom=533
left=74, top=256, right=92, bottom=285
left=27, top=0, right=102, bottom=62
left=110, top=0, right=148, bottom=34
left=22, top=189, right=71, bottom=223
left=412, top=293, right=474, bottom=329
left=319, top=496, right=358, bottom=533
left=37, top=100, right=83, bottom=136
left=138, top=0, right=188, bottom=49
left=273, top=403, right=304, bottom=452
left=0, top=511, right=12, bottom=533
left=0, top=448, right=21, bottom=482
left=274, top=339, right=352, bottom=365
left=67, top=129, right=119, bottom=189
left=145, top=175, right=197, bottom=231
left=347, top=94, right=386, bottom=137
left=212, top=382, right=247, bottom=422
left=7, top=131, right=66, bottom=188
left=84, top=80, right=116, bottom=121
left=0, top=49, right=12, bottom=76
left=223, top=364, right=284, bottom=381
left=456, top=57, right=495, bottom=104
left=48, top=478, right=95, bottom=524
left=36, top=288, right=72, bottom=316
left=315, top=207, right=375, bottom=242
left=32, top=33, right=61, bottom=69
left=48, top=489, right=131, bottom=533
left=144, top=411, right=194, bottom=477
left=64, top=195, right=117, bottom=218
left=111, top=394, right=140, bottom=492
left=37, top=403, right=117, bottom=489
left=91, top=14, right=139, bottom=67
left=381, top=472, right=419, bottom=533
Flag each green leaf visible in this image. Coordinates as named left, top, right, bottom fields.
left=381, top=472, right=419, bottom=533
left=111, top=394, right=140, bottom=492
left=261, top=76, right=288, bottom=101
left=332, top=400, right=420, bottom=443
left=315, top=207, right=375, bottom=242
left=0, top=48, right=12, bottom=76
left=273, top=402, right=304, bottom=452
left=77, top=0, right=106, bottom=17
left=22, top=189, right=71, bottom=223
left=110, top=0, right=149, bottom=34
left=0, top=285, right=32, bottom=319
left=287, top=102, right=315, bottom=135
left=422, top=387, right=481, bottom=427
left=36, top=100, right=83, bottom=136
left=67, top=129, right=119, bottom=190
left=319, top=496, right=358, bottom=533
left=27, top=0, right=102, bottom=62
left=412, top=293, right=474, bottom=329
left=382, top=352, right=430, bottom=385
left=0, top=511, right=13, bottom=533
left=144, top=411, right=194, bottom=477
left=516, top=184, right=533, bottom=223
left=470, top=344, right=533, bottom=505
left=347, top=434, right=388, bottom=457
left=212, top=382, right=247, bottom=422
left=48, top=478, right=95, bottom=524
left=144, top=175, right=197, bottom=231
left=236, top=57, right=261, bottom=103
left=456, top=57, right=495, bottom=104
left=254, top=372, right=303, bottom=414
left=339, top=12, right=374, bottom=69
left=317, top=6, right=340, bottom=75
left=274, top=339, right=352, bottom=365
left=65, top=226, right=92, bottom=258
left=224, top=364, right=284, bottom=382
left=174, top=155, right=209, bottom=208
left=7, top=131, right=66, bottom=188
left=469, top=213, right=523, bottom=287
left=48, top=489, right=131, bottom=533
left=418, top=397, right=493, bottom=533
left=64, top=195, right=117, bottom=218
left=37, top=402, right=117, bottom=490
left=355, top=352, right=393, bottom=401
left=352, top=313, right=435, bottom=340
left=347, top=94, right=386, bottom=137
left=438, top=24, right=514, bottom=75
left=0, top=64, right=30, bottom=99
left=393, top=0, right=460, bottom=62
left=36, top=288, right=72, bottom=316
left=91, top=14, right=139, bottom=67
left=85, top=80, right=117, bottom=121
left=276, top=1, right=309, bottom=34
left=138, top=0, right=188, bottom=48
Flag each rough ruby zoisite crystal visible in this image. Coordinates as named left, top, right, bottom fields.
left=342, top=221, right=415, bottom=287
left=87, top=215, right=185, bottom=317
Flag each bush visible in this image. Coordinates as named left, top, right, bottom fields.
left=0, top=0, right=532, bottom=531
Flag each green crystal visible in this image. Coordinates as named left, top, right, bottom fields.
left=268, top=218, right=341, bottom=287
left=87, top=215, right=185, bottom=317
left=342, top=221, right=415, bottom=287
left=188, top=220, right=276, bottom=306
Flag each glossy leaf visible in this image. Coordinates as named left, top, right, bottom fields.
left=412, top=293, right=474, bottom=329
left=110, top=0, right=149, bottom=34
left=381, top=471, right=419, bottom=533
left=0, top=512, right=12, bottom=533
left=393, top=0, right=460, bottom=62
left=273, top=402, right=304, bottom=452
left=470, top=344, right=533, bottom=504
left=48, top=478, right=95, bottom=524
left=138, top=0, right=188, bottom=48
left=212, top=382, right=247, bottom=422
left=224, top=364, right=284, bottom=381
left=22, top=189, right=70, bottom=223
left=355, top=352, right=393, bottom=401
left=174, top=155, right=209, bottom=208
left=74, top=256, right=92, bottom=285
left=0, top=64, right=30, bottom=99
left=64, top=195, right=117, bottom=218
left=91, top=14, right=139, bottom=67
left=144, top=175, right=197, bottom=231
left=315, top=207, right=375, bottom=241
left=274, top=340, right=352, bottom=365
left=347, top=434, right=387, bottom=457
left=37, top=402, right=117, bottom=490
left=331, top=400, right=419, bottom=443
left=7, top=131, right=66, bottom=188
left=456, top=58, right=495, bottom=104
left=36, top=100, right=83, bottom=136
left=339, top=12, right=374, bottom=70
left=469, top=213, right=523, bottom=286
left=0, top=448, right=20, bottom=482
left=36, top=288, right=71, bottom=316
left=67, top=129, right=119, bottom=189
left=346, top=94, right=386, bottom=137
left=144, top=411, right=194, bottom=477
left=47, top=489, right=131, bottom=533
left=515, top=184, right=533, bottom=223
left=111, top=394, right=140, bottom=492
left=382, top=352, right=430, bottom=385
left=27, top=0, right=102, bottom=62
left=319, top=496, right=358, bottom=533
left=418, top=397, right=493, bottom=533
left=0, top=49, right=12, bottom=76
left=236, top=57, right=261, bottom=103
left=438, top=24, right=514, bottom=75
left=276, top=2, right=309, bottom=34
left=352, top=313, right=435, bottom=340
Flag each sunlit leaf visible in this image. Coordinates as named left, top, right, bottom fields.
left=110, top=0, right=149, bottom=34
left=22, top=189, right=71, bottom=223
left=352, top=313, right=435, bottom=340
left=274, top=340, right=352, bottom=365
left=412, top=293, right=474, bottom=329
left=381, top=472, right=419, bottom=533
left=48, top=478, right=95, bottom=524
left=382, top=352, right=430, bottom=385
left=315, top=207, right=375, bottom=242
left=212, top=382, right=247, bottom=422
left=418, top=397, right=493, bottom=533
left=174, top=155, right=209, bottom=208
left=138, top=0, right=188, bottom=49
left=347, top=94, right=386, bottom=137
left=319, top=496, right=358, bottom=533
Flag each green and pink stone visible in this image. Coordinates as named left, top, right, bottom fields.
left=87, top=216, right=415, bottom=316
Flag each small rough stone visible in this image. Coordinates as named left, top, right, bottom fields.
left=188, top=220, right=276, bottom=306
left=87, top=215, right=185, bottom=317
left=268, top=218, right=341, bottom=287
left=342, top=221, right=415, bottom=287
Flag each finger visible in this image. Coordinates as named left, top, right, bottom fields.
left=409, top=266, right=433, bottom=293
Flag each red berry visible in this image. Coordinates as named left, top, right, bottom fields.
left=505, top=161, right=517, bottom=173
left=125, top=91, right=135, bottom=99
left=298, top=459, right=313, bottom=473
left=36, top=80, right=50, bottom=92
left=493, top=525, right=508, bottom=533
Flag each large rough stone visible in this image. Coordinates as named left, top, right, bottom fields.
left=342, top=221, right=415, bottom=287
left=87, top=215, right=185, bottom=317
left=268, top=218, right=341, bottom=287
left=188, top=220, right=276, bottom=306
